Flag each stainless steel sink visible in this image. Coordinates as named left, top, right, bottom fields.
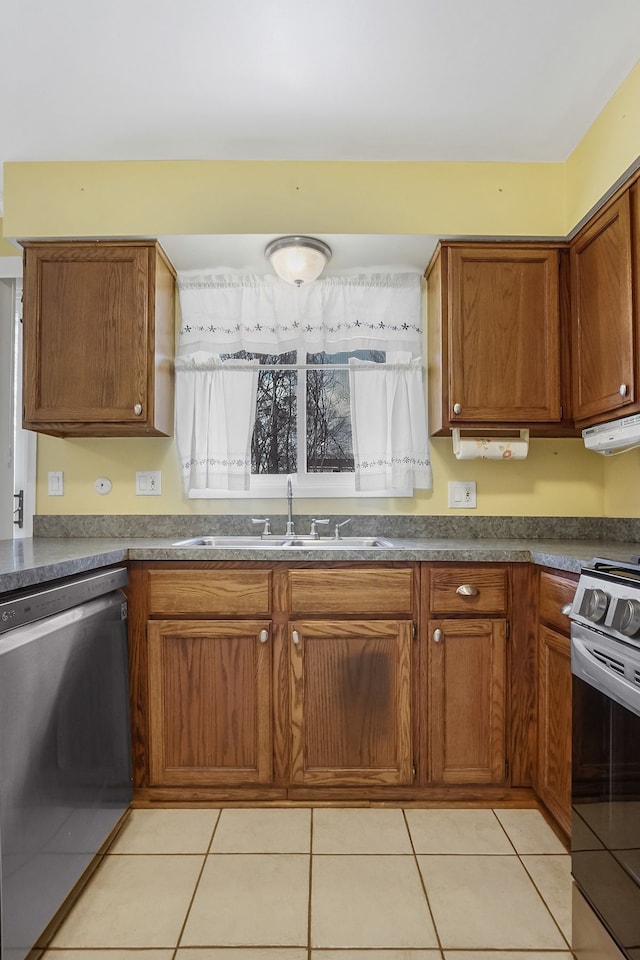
left=172, top=535, right=398, bottom=549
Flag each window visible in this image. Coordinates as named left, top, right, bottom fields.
left=224, top=349, right=385, bottom=480
left=175, top=270, right=431, bottom=498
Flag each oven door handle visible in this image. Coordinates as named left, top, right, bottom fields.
left=571, top=631, right=640, bottom=718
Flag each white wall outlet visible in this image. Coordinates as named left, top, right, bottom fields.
left=48, top=471, right=64, bottom=496
left=136, top=470, right=162, bottom=496
left=448, top=480, right=477, bottom=509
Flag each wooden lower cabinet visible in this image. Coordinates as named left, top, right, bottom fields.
left=537, top=624, right=571, bottom=833
left=428, top=617, right=507, bottom=784
left=536, top=569, right=576, bottom=834
left=147, top=619, right=273, bottom=786
left=289, top=618, right=414, bottom=785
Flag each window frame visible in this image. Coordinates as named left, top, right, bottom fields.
left=189, top=346, right=414, bottom=499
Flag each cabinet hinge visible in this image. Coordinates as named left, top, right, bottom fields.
left=412, top=620, right=417, bottom=641
left=412, top=762, right=417, bottom=779
left=506, top=620, right=510, bottom=641
left=505, top=757, right=510, bottom=781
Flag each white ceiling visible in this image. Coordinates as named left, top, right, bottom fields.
left=2, top=0, right=639, bottom=271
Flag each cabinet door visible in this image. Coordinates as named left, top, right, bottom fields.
left=428, top=618, right=507, bottom=784
left=448, top=246, right=561, bottom=423
left=147, top=620, right=272, bottom=786
left=537, top=624, right=571, bottom=834
left=22, top=241, right=175, bottom=436
left=289, top=619, right=413, bottom=785
left=570, top=192, right=635, bottom=424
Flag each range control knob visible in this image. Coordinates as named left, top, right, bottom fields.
left=580, top=588, right=609, bottom=623
left=611, top=597, right=640, bottom=637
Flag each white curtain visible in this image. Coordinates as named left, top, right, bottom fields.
left=177, top=271, right=423, bottom=354
left=174, top=353, right=259, bottom=494
left=349, top=357, right=432, bottom=491
left=176, top=270, right=430, bottom=496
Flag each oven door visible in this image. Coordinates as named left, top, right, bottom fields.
left=571, top=622, right=640, bottom=959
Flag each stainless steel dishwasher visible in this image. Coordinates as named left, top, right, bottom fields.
left=0, top=567, right=133, bottom=960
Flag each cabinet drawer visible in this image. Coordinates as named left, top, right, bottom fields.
left=429, top=566, right=508, bottom=614
left=288, top=568, right=414, bottom=615
left=538, top=571, right=577, bottom=635
left=148, top=570, right=272, bottom=615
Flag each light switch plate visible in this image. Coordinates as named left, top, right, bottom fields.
left=48, top=471, right=64, bottom=496
left=136, top=470, right=162, bottom=496
left=448, top=480, right=477, bottom=508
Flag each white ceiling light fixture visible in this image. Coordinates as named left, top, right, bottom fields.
left=265, top=235, right=332, bottom=286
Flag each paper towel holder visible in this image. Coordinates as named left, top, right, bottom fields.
left=452, top=428, right=530, bottom=460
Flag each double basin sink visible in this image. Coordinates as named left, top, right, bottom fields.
left=172, top=535, right=399, bottom=550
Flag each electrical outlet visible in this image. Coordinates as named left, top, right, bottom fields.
left=136, top=470, right=162, bottom=496
left=448, top=480, right=477, bottom=509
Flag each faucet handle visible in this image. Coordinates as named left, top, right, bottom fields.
left=334, top=518, right=351, bottom=539
left=309, top=518, right=330, bottom=538
left=251, top=517, right=271, bottom=537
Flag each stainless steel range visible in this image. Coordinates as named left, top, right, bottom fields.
left=570, top=557, right=640, bottom=960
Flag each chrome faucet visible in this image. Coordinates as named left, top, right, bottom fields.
left=285, top=474, right=295, bottom=536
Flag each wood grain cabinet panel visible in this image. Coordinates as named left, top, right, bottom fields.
left=21, top=240, right=175, bottom=437
left=148, top=569, right=272, bottom=615
left=537, top=625, right=572, bottom=834
left=426, top=243, right=565, bottom=434
left=428, top=617, right=507, bottom=784
left=536, top=569, right=576, bottom=835
left=289, top=618, right=413, bottom=785
left=570, top=191, right=636, bottom=425
left=288, top=567, right=413, bottom=615
left=147, top=619, right=272, bottom=786
left=429, top=566, right=508, bottom=615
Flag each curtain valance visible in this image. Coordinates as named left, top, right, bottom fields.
left=177, top=271, right=424, bottom=354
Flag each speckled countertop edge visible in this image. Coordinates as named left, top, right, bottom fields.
left=1, top=534, right=637, bottom=594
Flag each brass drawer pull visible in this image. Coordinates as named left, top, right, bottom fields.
left=456, top=584, right=479, bottom=596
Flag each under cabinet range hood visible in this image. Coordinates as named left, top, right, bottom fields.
left=582, top=413, right=640, bottom=454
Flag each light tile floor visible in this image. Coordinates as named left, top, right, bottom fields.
left=42, top=806, right=574, bottom=960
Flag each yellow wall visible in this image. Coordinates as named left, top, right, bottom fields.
left=565, top=60, right=640, bottom=231
left=4, top=160, right=567, bottom=239
left=5, top=59, right=640, bottom=519
left=0, top=219, right=19, bottom=257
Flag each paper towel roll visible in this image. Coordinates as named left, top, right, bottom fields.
left=452, top=429, right=529, bottom=460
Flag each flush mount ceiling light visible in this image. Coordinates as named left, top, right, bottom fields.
left=265, top=235, right=332, bottom=286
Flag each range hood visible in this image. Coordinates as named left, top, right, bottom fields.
left=582, top=413, right=640, bottom=455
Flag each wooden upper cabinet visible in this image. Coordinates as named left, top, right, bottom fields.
left=570, top=190, right=636, bottom=426
left=21, top=240, right=176, bottom=436
left=427, top=243, right=564, bottom=434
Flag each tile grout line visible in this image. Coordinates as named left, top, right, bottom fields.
left=171, top=807, right=222, bottom=958
left=402, top=807, right=445, bottom=959
left=492, top=808, right=573, bottom=953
